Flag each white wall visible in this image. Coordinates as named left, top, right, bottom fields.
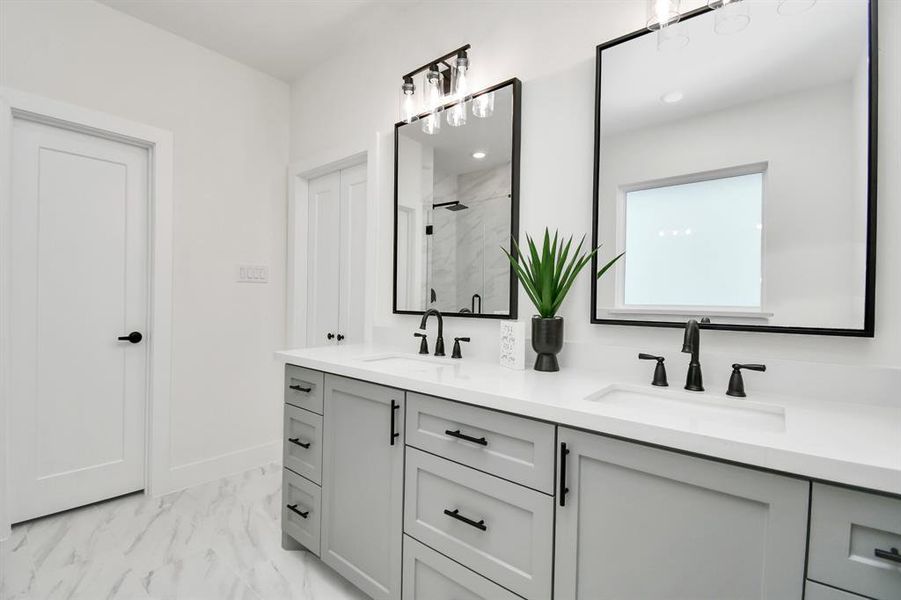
left=289, top=0, right=901, bottom=377
left=0, top=0, right=291, bottom=513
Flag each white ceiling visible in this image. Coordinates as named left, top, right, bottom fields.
left=99, top=0, right=411, bottom=81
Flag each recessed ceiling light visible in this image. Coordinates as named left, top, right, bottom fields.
left=661, top=90, right=684, bottom=104
left=472, top=151, right=486, bottom=159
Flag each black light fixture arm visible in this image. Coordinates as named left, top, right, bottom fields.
left=402, top=44, right=471, bottom=80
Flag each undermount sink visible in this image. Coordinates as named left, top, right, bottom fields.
left=585, top=384, right=786, bottom=433
left=358, top=353, right=457, bottom=371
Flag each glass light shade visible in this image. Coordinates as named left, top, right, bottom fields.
left=422, top=67, right=443, bottom=135
left=777, top=0, right=816, bottom=16
left=472, top=91, right=494, bottom=118
left=446, top=52, right=470, bottom=127
left=399, top=76, right=417, bottom=123
left=446, top=101, right=467, bottom=127
left=657, top=24, right=689, bottom=51
left=714, top=0, right=750, bottom=34
left=647, top=0, right=681, bottom=31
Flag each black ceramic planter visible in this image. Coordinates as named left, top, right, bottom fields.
left=532, top=316, right=563, bottom=372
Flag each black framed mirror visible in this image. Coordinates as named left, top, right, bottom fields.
left=591, top=0, right=877, bottom=336
left=393, top=78, right=521, bottom=319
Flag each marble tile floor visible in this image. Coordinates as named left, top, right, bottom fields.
left=0, top=463, right=368, bottom=600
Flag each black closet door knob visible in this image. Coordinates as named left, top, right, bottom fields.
left=327, top=333, right=335, bottom=340
left=117, top=331, right=143, bottom=344
left=337, top=334, right=345, bottom=341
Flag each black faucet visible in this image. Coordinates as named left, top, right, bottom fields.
left=682, top=319, right=704, bottom=391
left=419, top=308, right=445, bottom=356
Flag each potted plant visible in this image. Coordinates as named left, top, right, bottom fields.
left=503, top=229, right=624, bottom=372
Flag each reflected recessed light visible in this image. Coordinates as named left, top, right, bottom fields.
left=472, top=151, right=487, bottom=159
left=661, top=91, right=684, bottom=104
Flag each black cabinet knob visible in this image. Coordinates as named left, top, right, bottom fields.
left=337, top=333, right=345, bottom=341
left=327, top=333, right=335, bottom=340
left=117, top=331, right=143, bottom=344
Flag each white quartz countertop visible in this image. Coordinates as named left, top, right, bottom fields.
left=276, top=344, right=901, bottom=496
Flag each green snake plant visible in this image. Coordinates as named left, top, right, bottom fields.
left=502, top=228, right=624, bottom=319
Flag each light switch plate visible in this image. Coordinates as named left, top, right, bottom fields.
left=237, top=264, right=269, bottom=283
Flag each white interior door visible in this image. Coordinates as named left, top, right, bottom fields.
left=306, top=171, right=341, bottom=346
left=338, top=164, right=367, bottom=344
left=9, top=118, right=149, bottom=523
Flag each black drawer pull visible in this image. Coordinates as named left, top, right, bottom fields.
left=445, top=429, right=488, bottom=446
left=559, top=442, right=570, bottom=507
left=288, top=437, right=311, bottom=449
left=289, top=384, right=312, bottom=393
left=286, top=504, right=309, bottom=519
left=875, top=547, right=901, bottom=563
left=443, top=508, right=487, bottom=531
left=390, top=399, right=400, bottom=446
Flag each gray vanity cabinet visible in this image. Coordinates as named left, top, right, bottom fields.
left=320, top=375, right=404, bottom=600
left=554, top=428, right=810, bottom=600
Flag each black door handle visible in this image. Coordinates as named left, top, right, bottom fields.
left=390, top=399, right=400, bottom=446
left=286, top=504, right=309, bottom=519
left=445, top=429, right=488, bottom=446
left=559, top=442, right=570, bottom=507
left=288, top=437, right=311, bottom=449
left=327, top=332, right=335, bottom=340
left=875, top=547, right=901, bottom=563
left=443, top=508, right=487, bottom=531
left=289, top=384, right=312, bottom=393
left=117, top=331, right=143, bottom=344
left=337, top=333, right=345, bottom=341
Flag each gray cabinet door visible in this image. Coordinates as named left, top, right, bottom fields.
left=321, top=374, right=404, bottom=600
left=554, top=427, right=809, bottom=600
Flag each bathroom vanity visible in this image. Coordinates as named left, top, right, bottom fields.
left=277, top=345, right=901, bottom=600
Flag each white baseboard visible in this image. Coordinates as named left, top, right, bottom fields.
left=154, top=439, right=281, bottom=496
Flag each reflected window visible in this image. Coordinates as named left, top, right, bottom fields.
left=623, top=169, right=764, bottom=309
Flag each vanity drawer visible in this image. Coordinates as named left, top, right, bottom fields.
left=282, top=468, right=321, bottom=556
left=806, top=581, right=869, bottom=600
left=402, top=535, right=521, bottom=600
left=404, top=448, right=553, bottom=600
left=405, top=392, right=556, bottom=494
left=284, top=364, right=323, bottom=414
left=808, top=483, right=901, bottom=600
left=283, top=404, right=322, bottom=484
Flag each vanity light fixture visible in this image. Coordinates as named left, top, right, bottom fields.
left=472, top=151, right=487, bottom=159
left=397, top=44, right=474, bottom=131
left=709, top=0, right=751, bottom=34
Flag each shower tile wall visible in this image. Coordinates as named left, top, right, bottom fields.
left=429, top=163, right=511, bottom=314
left=456, top=164, right=511, bottom=314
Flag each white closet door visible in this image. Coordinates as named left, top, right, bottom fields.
left=306, top=171, right=341, bottom=346
left=9, top=118, right=149, bottom=523
left=338, top=164, right=367, bottom=344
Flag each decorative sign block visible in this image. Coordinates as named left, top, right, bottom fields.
left=499, top=321, right=526, bottom=370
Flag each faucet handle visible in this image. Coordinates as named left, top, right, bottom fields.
left=726, top=363, right=766, bottom=397
left=414, top=332, right=429, bottom=355
left=451, top=337, right=470, bottom=359
left=638, top=353, right=668, bottom=387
